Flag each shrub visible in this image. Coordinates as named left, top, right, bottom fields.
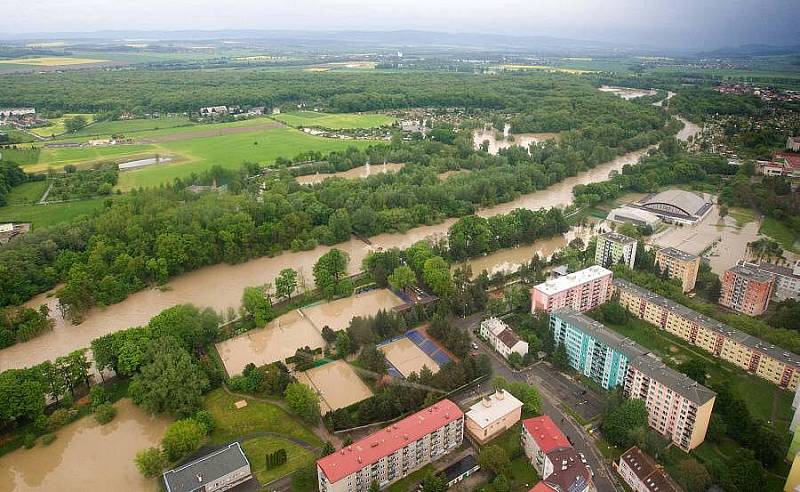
left=135, top=447, right=167, bottom=478
left=22, top=433, right=36, bottom=449
left=41, top=434, right=57, bottom=446
left=47, top=408, right=75, bottom=431
left=161, top=419, right=206, bottom=462
left=193, top=410, right=216, bottom=434
left=89, top=386, right=109, bottom=408
left=94, top=403, right=118, bottom=424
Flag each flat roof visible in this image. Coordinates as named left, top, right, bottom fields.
left=317, top=399, right=463, bottom=484
left=465, top=390, right=523, bottom=429
left=482, top=317, right=508, bottom=336
left=163, top=443, right=249, bottom=492
left=727, top=264, right=776, bottom=283
left=522, top=416, right=570, bottom=454
left=599, top=231, right=637, bottom=245
left=614, top=278, right=800, bottom=368
left=631, top=355, right=716, bottom=405
left=441, top=454, right=479, bottom=482
left=749, top=261, right=799, bottom=279
left=551, top=308, right=649, bottom=360
left=533, top=265, right=612, bottom=295
left=619, top=446, right=681, bottom=492
left=657, top=247, right=698, bottom=262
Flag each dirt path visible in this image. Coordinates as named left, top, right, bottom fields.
left=141, top=120, right=285, bottom=143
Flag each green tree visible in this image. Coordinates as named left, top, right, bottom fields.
left=313, top=249, right=350, bottom=299
left=335, top=331, right=352, bottom=357
left=135, top=447, right=167, bottom=478
left=275, top=268, right=298, bottom=300
left=448, top=215, right=494, bottom=260
left=479, top=444, right=511, bottom=476
left=242, top=286, right=275, bottom=326
left=552, top=343, right=570, bottom=370
left=128, top=336, right=209, bottom=418
left=284, top=382, right=321, bottom=424
left=387, top=265, right=416, bottom=291
left=504, top=285, right=530, bottom=312
left=674, top=458, right=711, bottom=492
left=422, top=256, right=453, bottom=298
left=603, top=398, right=649, bottom=447
left=161, top=418, right=207, bottom=461
left=328, top=209, right=352, bottom=243
left=64, top=115, right=89, bottom=133
left=421, top=472, right=448, bottom=492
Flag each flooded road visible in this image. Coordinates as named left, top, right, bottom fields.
left=0, top=399, right=168, bottom=492
left=1, top=121, right=700, bottom=372
left=296, top=162, right=404, bottom=185
left=473, top=124, right=559, bottom=155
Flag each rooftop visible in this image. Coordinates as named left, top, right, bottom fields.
left=496, top=328, right=524, bottom=350
left=317, top=400, right=463, bottom=484
left=533, top=265, right=612, bottom=295
left=657, top=247, right=698, bottom=262
left=542, top=448, right=592, bottom=492
left=639, top=189, right=711, bottom=216
left=607, top=206, right=661, bottom=225
left=619, top=446, right=681, bottom=492
left=745, top=261, right=800, bottom=279
left=163, top=442, right=250, bottom=492
left=440, top=454, right=479, bottom=483
left=614, top=278, right=800, bottom=369
left=631, top=354, right=716, bottom=406
left=727, top=264, right=777, bottom=284
left=522, top=416, right=570, bottom=454
left=551, top=308, right=649, bottom=360
left=599, top=231, right=638, bottom=244
left=465, top=390, right=523, bottom=429
left=482, top=317, right=509, bottom=336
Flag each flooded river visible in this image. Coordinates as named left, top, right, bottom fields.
left=0, top=399, right=168, bottom=492
left=296, top=162, right=405, bottom=185
left=1, top=120, right=701, bottom=372
left=473, top=124, right=559, bottom=155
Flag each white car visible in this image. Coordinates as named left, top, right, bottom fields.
left=471, top=342, right=478, bottom=350
left=578, top=452, right=587, bottom=464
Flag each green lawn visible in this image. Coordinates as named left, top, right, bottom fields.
left=4, top=180, right=47, bottom=204
left=728, top=206, right=757, bottom=227
left=118, top=127, right=376, bottom=190
left=67, top=116, right=195, bottom=138
left=29, top=113, right=94, bottom=138
left=760, top=216, right=799, bottom=253
left=273, top=111, right=396, bottom=130
left=480, top=423, right=540, bottom=491
left=1, top=146, right=40, bottom=165
left=204, top=388, right=323, bottom=447
left=241, top=436, right=317, bottom=486
left=0, top=197, right=107, bottom=227
left=33, top=144, right=157, bottom=172
left=386, top=463, right=435, bottom=492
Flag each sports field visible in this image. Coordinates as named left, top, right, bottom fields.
left=295, top=360, right=373, bottom=414
left=273, top=111, right=395, bottom=129
left=301, top=288, right=405, bottom=333
left=0, top=56, right=107, bottom=66
left=379, top=338, right=440, bottom=378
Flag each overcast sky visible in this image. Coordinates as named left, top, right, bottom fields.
left=0, top=0, right=798, bottom=50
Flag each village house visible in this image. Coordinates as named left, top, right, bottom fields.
left=479, top=317, right=529, bottom=360
left=162, top=442, right=253, bottom=492
left=464, top=389, right=523, bottom=444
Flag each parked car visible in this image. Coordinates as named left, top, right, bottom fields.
left=471, top=342, right=478, bottom=350
left=578, top=452, right=587, bottom=464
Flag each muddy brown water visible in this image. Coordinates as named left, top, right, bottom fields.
left=379, top=337, right=440, bottom=377
left=0, top=399, right=168, bottom=492
left=1, top=122, right=700, bottom=372
left=599, top=85, right=657, bottom=100
left=296, top=162, right=404, bottom=185
left=473, top=124, right=559, bottom=155
left=295, top=360, right=373, bottom=414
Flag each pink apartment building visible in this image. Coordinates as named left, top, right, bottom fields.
left=532, top=266, right=613, bottom=313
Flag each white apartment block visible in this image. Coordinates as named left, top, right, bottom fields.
left=531, top=265, right=613, bottom=313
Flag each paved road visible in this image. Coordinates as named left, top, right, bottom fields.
left=454, top=315, right=621, bottom=492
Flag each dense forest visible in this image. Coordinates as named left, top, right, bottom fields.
left=0, top=161, right=28, bottom=207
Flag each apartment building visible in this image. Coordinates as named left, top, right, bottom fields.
left=595, top=232, right=638, bottom=269
left=465, top=389, right=523, bottom=444
left=316, top=400, right=464, bottom=492
left=615, top=278, right=800, bottom=390
left=719, top=264, right=775, bottom=316
left=550, top=309, right=648, bottom=390
left=624, top=355, right=715, bottom=451
left=522, top=416, right=595, bottom=492
left=480, top=317, right=529, bottom=360
left=740, top=260, right=800, bottom=302
left=615, top=446, right=681, bottom=492
left=655, top=247, right=701, bottom=292
left=532, top=266, right=613, bottom=313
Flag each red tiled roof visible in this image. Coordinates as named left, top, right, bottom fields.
left=775, top=152, right=800, bottom=169
left=522, top=416, right=570, bottom=454
left=317, top=399, right=463, bottom=484
left=529, top=483, right=556, bottom=492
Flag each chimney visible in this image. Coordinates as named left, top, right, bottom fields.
left=196, top=474, right=203, bottom=483
left=482, top=397, right=492, bottom=408
left=496, top=389, right=505, bottom=400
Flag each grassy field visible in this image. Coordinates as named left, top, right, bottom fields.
left=1, top=147, right=40, bottom=165
left=32, top=144, right=157, bottom=172
left=273, top=111, right=395, bottom=129
left=0, top=197, right=106, bottom=227
left=760, top=217, right=799, bottom=253
left=29, top=113, right=95, bottom=138
left=204, top=389, right=323, bottom=447
left=241, top=436, right=316, bottom=486
left=67, top=116, right=195, bottom=137
left=728, top=206, right=757, bottom=227
left=4, top=180, right=47, bottom=204
left=0, top=56, right=107, bottom=66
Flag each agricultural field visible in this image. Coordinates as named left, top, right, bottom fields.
left=0, top=197, right=107, bottom=227
left=67, top=115, right=195, bottom=137
left=32, top=144, right=156, bottom=172
left=2, top=180, right=47, bottom=205
left=272, top=111, right=395, bottom=129
left=29, top=113, right=95, bottom=138
left=0, top=56, right=107, bottom=66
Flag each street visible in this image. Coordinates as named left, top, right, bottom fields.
left=455, top=314, right=621, bottom=492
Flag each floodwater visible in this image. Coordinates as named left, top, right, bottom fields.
left=379, top=337, right=439, bottom=377
left=118, top=156, right=173, bottom=170
left=473, top=124, right=559, bottom=155
left=215, top=289, right=404, bottom=377
left=676, top=117, right=700, bottom=142
left=2, top=122, right=700, bottom=372
left=653, top=91, right=676, bottom=107
left=460, top=226, right=595, bottom=279
left=296, top=163, right=404, bottom=185
left=649, top=203, right=761, bottom=275
left=0, top=399, right=168, bottom=492
left=295, top=360, right=373, bottom=414
left=301, top=288, right=405, bottom=332
left=598, top=85, right=657, bottom=100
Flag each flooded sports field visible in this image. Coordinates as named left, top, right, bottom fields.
left=301, top=288, right=405, bottom=332
left=0, top=399, right=168, bottom=492
left=296, top=163, right=404, bottom=185
left=295, top=360, right=373, bottom=414
left=380, top=338, right=439, bottom=377
left=216, top=309, right=324, bottom=377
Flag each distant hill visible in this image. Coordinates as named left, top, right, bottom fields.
left=698, top=43, right=800, bottom=57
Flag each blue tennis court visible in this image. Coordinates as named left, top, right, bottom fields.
left=405, top=329, right=451, bottom=366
